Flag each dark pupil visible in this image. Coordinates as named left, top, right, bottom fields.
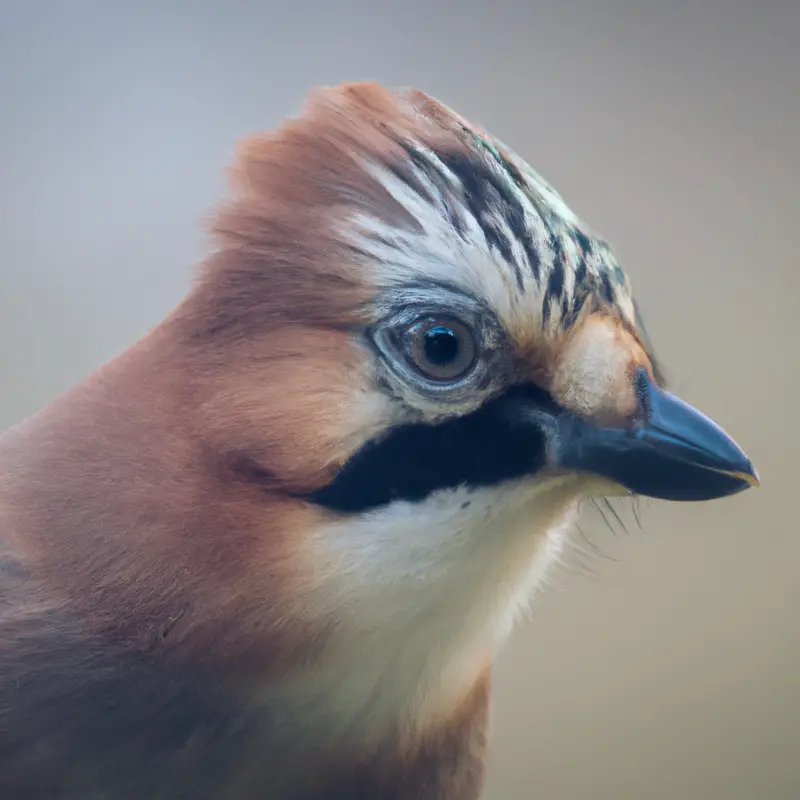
left=423, top=326, right=460, bottom=365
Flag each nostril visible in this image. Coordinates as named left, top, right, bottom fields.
left=634, top=367, right=654, bottom=420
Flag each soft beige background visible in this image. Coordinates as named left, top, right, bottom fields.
left=1, top=2, right=797, bottom=798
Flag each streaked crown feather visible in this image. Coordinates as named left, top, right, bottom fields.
left=192, top=82, right=638, bottom=349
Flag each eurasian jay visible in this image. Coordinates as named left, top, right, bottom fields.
left=0, top=82, right=758, bottom=799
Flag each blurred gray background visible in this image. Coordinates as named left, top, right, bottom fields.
left=1, top=1, right=797, bottom=797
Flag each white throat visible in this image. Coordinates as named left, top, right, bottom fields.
left=297, top=475, right=585, bottom=745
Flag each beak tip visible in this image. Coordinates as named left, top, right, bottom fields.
left=742, top=465, right=761, bottom=489
left=704, top=455, right=759, bottom=495
left=726, top=447, right=759, bottom=489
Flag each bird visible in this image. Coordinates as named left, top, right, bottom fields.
left=0, top=82, right=758, bottom=799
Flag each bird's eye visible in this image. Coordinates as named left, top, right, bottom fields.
left=404, top=317, right=477, bottom=382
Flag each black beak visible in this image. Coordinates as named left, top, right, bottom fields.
left=554, top=368, right=759, bottom=501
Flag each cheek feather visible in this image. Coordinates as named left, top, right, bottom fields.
left=194, top=326, right=376, bottom=493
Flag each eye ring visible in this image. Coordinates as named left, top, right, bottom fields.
left=403, top=316, right=477, bottom=382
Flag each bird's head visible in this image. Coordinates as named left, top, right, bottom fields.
left=169, top=82, right=757, bottom=734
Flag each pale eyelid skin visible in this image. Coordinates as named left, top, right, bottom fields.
left=367, top=284, right=514, bottom=405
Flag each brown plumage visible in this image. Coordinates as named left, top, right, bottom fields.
left=0, top=83, right=757, bottom=798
